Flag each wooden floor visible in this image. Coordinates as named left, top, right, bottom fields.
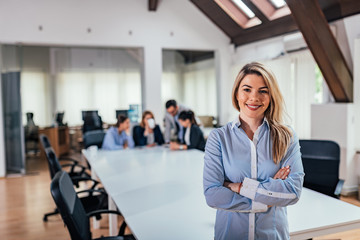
left=1, top=151, right=360, bottom=240
left=0, top=152, right=129, bottom=240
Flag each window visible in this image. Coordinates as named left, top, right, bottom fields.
left=269, top=0, right=286, bottom=9
left=54, top=47, right=143, bottom=125
left=162, top=50, right=217, bottom=118
left=232, top=0, right=255, bottom=18
left=21, top=71, right=50, bottom=127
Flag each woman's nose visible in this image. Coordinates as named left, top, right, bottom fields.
left=249, top=91, right=260, bottom=100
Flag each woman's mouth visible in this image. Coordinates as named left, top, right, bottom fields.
left=246, top=104, right=261, bottom=111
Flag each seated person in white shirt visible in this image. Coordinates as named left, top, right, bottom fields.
left=170, top=110, right=205, bottom=151
left=102, top=115, right=134, bottom=150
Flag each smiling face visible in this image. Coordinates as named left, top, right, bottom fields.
left=236, top=74, right=270, bottom=122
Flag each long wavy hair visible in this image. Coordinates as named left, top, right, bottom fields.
left=231, top=62, right=292, bottom=164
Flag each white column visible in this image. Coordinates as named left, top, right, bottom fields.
left=142, top=45, right=163, bottom=126
left=215, top=45, right=232, bottom=125
left=354, top=38, right=360, bottom=151
left=0, top=45, right=6, bottom=177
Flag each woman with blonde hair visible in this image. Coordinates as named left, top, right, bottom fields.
left=133, top=110, right=164, bottom=147
left=203, top=62, right=304, bottom=239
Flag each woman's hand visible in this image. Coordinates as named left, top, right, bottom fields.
left=273, top=165, right=290, bottom=180
left=223, top=181, right=242, bottom=193
left=169, top=142, right=179, bottom=150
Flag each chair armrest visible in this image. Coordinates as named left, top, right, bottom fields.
left=76, top=188, right=106, bottom=197
left=93, top=235, right=135, bottom=240
left=88, top=210, right=133, bottom=237
left=87, top=209, right=121, bottom=218
left=59, top=157, right=79, bottom=165
left=334, top=179, right=345, bottom=197
left=71, top=176, right=100, bottom=189
left=61, top=163, right=90, bottom=176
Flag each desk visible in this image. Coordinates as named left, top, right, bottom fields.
left=83, top=147, right=360, bottom=240
left=39, top=126, right=70, bottom=156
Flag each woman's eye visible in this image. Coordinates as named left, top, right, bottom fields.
left=260, top=90, right=268, bottom=94
left=243, top=88, right=251, bottom=92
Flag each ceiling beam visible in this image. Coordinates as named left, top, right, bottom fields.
left=191, top=0, right=243, bottom=37
left=286, top=0, right=353, bottom=102
left=242, top=0, right=269, bottom=23
left=232, top=15, right=297, bottom=45
left=148, top=0, right=159, bottom=11
left=320, top=0, right=360, bottom=22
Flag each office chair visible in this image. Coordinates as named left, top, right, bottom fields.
left=82, top=111, right=103, bottom=134
left=299, top=139, right=344, bottom=199
left=51, top=171, right=134, bottom=240
left=41, top=135, right=108, bottom=222
left=83, top=130, right=106, bottom=149
left=24, top=112, right=39, bottom=154
left=39, top=134, right=80, bottom=165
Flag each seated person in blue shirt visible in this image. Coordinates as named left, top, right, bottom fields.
left=102, top=115, right=134, bottom=150
left=203, top=62, right=304, bottom=240
left=170, top=110, right=205, bottom=151
left=133, top=110, right=164, bottom=147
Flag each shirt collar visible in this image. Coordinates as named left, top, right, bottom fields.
left=231, top=115, right=269, bottom=129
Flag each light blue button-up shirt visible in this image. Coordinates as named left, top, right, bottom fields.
left=102, top=126, right=135, bottom=150
left=203, top=117, right=304, bottom=240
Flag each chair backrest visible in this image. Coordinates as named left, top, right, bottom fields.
left=82, top=111, right=103, bottom=134
left=44, top=147, right=63, bottom=179
left=51, top=171, right=91, bottom=240
left=39, top=134, right=52, bottom=149
left=83, top=130, right=106, bottom=149
left=299, top=139, right=341, bottom=198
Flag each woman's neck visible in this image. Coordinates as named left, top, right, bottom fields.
left=239, top=114, right=263, bottom=140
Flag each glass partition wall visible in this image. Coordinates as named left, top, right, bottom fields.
left=1, top=44, right=143, bottom=174
left=17, top=45, right=143, bottom=127
left=162, top=49, right=217, bottom=125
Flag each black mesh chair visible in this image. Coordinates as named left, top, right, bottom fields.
left=42, top=147, right=109, bottom=221
left=299, top=139, right=344, bottom=199
left=82, top=111, right=103, bottom=134
left=51, top=171, right=134, bottom=240
left=39, top=134, right=80, bottom=165
left=83, top=130, right=106, bottom=149
left=40, top=134, right=108, bottom=222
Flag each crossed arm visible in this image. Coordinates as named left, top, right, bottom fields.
left=203, top=130, right=304, bottom=212
left=223, top=166, right=291, bottom=193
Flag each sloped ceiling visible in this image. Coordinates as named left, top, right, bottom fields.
left=190, top=0, right=360, bottom=47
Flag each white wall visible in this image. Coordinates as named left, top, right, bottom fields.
left=0, top=0, right=230, bottom=176
left=311, top=104, right=357, bottom=194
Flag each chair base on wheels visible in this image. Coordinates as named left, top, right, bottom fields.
left=43, top=208, right=59, bottom=222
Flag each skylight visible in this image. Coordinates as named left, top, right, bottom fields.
left=269, top=0, right=286, bottom=8
left=232, top=0, right=255, bottom=18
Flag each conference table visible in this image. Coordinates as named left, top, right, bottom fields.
left=82, top=146, right=360, bottom=240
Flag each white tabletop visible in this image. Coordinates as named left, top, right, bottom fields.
left=83, top=147, right=360, bottom=240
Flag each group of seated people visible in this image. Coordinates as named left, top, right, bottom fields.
left=101, top=99, right=206, bottom=151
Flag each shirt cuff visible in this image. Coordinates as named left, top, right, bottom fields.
left=252, top=201, right=268, bottom=212
left=240, top=177, right=260, bottom=200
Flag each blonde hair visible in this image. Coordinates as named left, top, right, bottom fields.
left=140, top=110, right=155, bottom=128
left=231, top=62, right=293, bottom=164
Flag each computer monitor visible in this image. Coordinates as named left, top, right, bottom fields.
left=82, top=110, right=99, bottom=121
left=116, top=110, right=128, bottom=119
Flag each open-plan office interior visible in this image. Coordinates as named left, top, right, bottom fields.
left=1, top=0, right=360, bottom=239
